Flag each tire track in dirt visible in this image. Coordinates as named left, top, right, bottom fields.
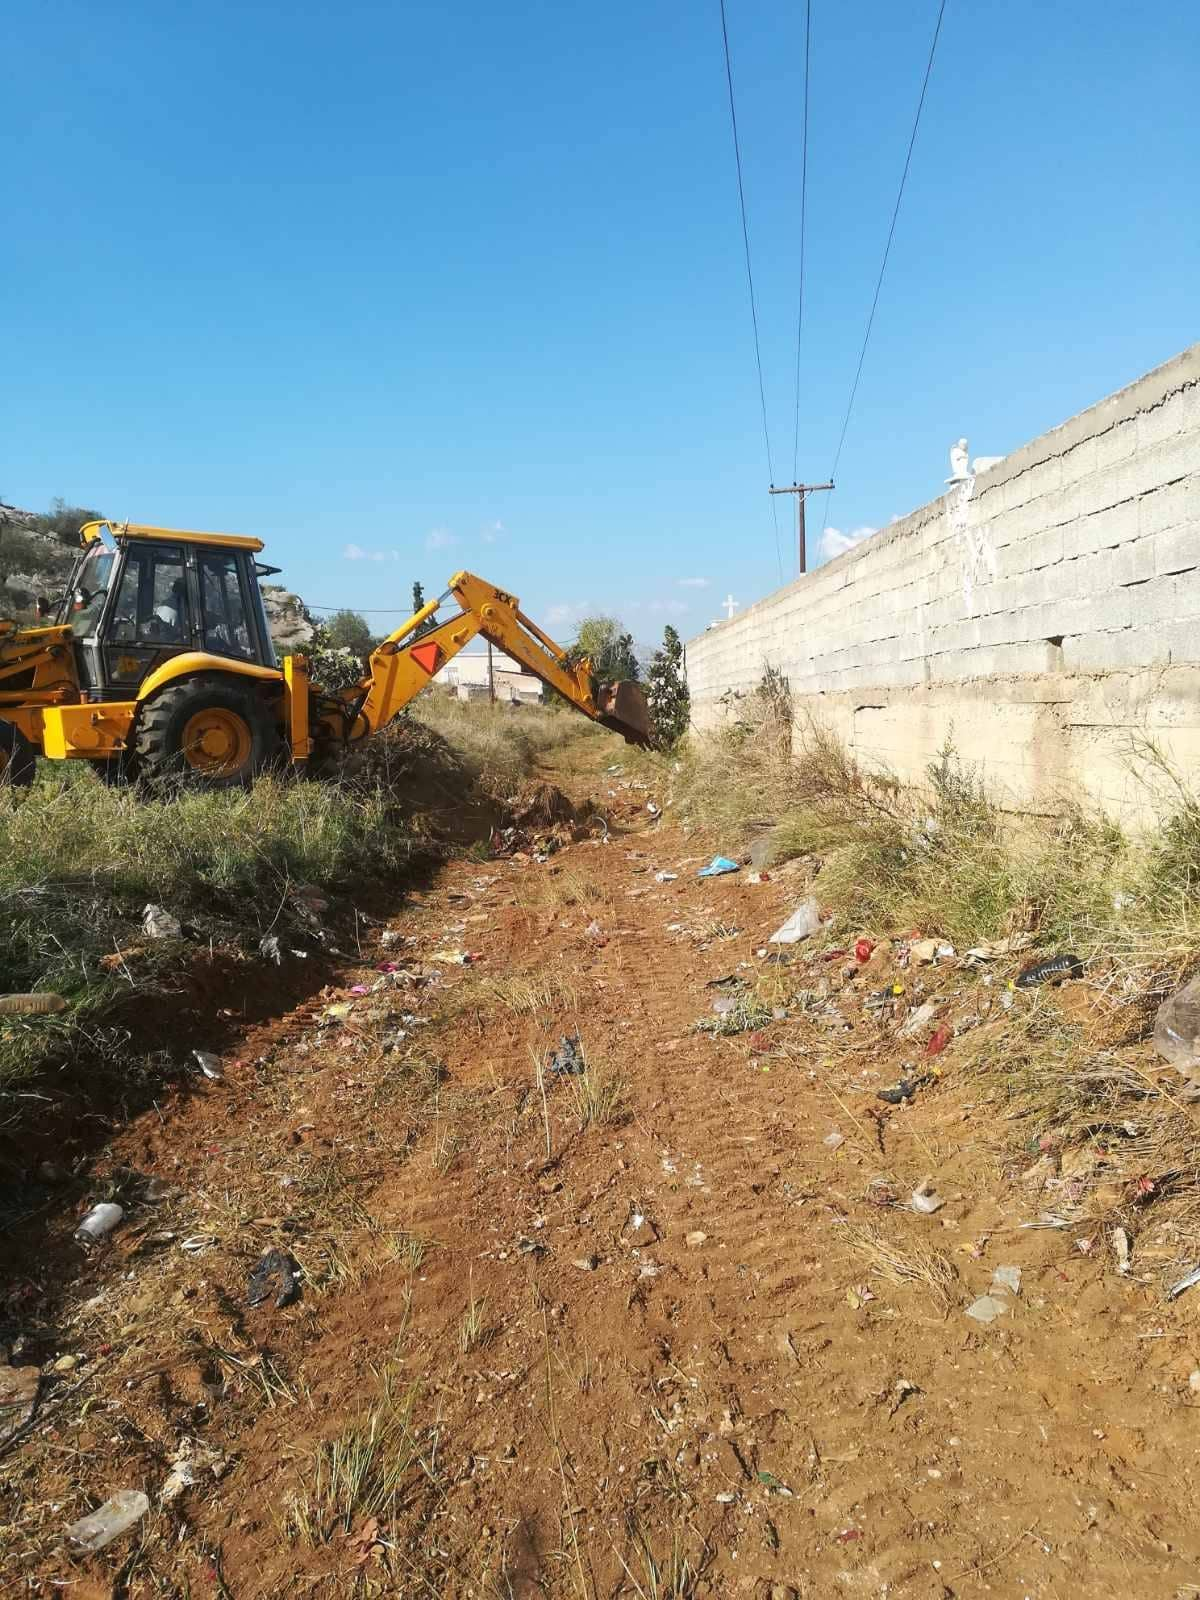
left=9, top=743, right=1200, bottom=1597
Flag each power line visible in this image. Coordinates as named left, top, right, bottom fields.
left=822, top=0, right=948, bottom=537
left=790, top=0, right=812, bottom=483
left=718, top=0, right=784, bottom=584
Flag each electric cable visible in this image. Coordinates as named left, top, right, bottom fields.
left=821, top=0, right=948, bottom=538
left=790, top=0, right=812, bottom=484
left=719, top=0, right=784, bottom=584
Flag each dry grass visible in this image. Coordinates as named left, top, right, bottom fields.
left=414, top=695, right=600, bottom=797
left=459, top=1281, right=490, bottom=1353
left=285, top=1371, right=424, bottom=1544
left=570, top=1060, right=630, bottom=1129
left=477, top=969, right=579, bottom=1016
left=842, top=1219, right=959, bottom=1312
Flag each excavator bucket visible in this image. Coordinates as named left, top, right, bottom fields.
left=597, top=679, right=654, bottom=747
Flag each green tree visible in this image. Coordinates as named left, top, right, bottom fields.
left=326, top=608, right=373, bottom=657
left=572, top=615, right=639, bottom=682
left=645, top=624, right=690, bottom=748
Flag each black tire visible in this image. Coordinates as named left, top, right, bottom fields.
left=0, top=719, right=36, bottom=789
left=133, top=674, right=281, bottom=790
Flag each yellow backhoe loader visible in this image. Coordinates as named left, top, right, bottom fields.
left=0, top=520, right=651, bottom=787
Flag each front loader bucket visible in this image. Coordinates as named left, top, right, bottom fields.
left=597, top=680, right=653, bottom=747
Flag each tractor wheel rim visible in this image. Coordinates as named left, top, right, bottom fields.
left=180, top=709, right=252, bottom=777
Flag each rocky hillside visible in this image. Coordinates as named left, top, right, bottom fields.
left=0, top=504, right=318, bottom=656
left=0, top=502, right=79, bottom=616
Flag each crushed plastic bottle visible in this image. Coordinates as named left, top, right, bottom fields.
left=74, top=1202, right=125, bottom=1248
left=64, top=1490, right=149, bottom=1553
left=1154, top=972, right=1200, bottom=1076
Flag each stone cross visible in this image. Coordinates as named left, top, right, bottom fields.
left=722, top=594, right=738, bottom=620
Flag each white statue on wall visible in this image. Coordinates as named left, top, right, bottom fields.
left=947, top=438, right=970, bottom=483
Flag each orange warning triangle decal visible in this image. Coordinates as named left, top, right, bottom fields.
left=410, top=640, right=443, bottom=675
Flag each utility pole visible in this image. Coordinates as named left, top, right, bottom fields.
left=768, top=480, right=834, bottom=575
left=487, top=640, right=496, bottom=704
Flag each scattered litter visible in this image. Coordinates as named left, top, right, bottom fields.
left=584, top=920, right=607, bottom=943
left=854, top=939, right=875, bottom=963
left=192, top=1051, right=223, bottom=1081
left=823, top=1130, right=845, bottom=1151
left=321, top=1001, right=353, bottom=1025
left=711, top=996, right=738, bottom=1016
left=924, top=1022, right=953, bottom=1057
left=705, top=973, right=748, bottom=991
left=715, top=1491, right=737, bottom=1504
left=910, top=1176, right=944, bottom=1215
left=865, top=983, right=905, bottom=1012
left=74, top=1203, right=125, bottom=1249
left=180, top=1234, right=220, bottom=1253
left=1019, top=1214, right=1072, bottom=1230
left=646, top=801, right=661, bottom=817
left=685, top=1231, right=708, bottom=1248
left=349, top=984, right=368, bottom=996
left=259, top=933, right=282, bottom=964
left=697, top=856, right=739, bottom=878
left=769, top=898, right=822, bottom=944
left=0, top=1363, right=39, bottom=1447
left=746, top=870, right=770, bottom=884
left=898, top=1001, right=937, bottom=1038
left=1015, top=953, right=1084, bottom=988
left=546, top=1032, right=585, bottom=1075
left=910, top=938, right=940, bottom=965
left=623, top=1208, right=658, bottom=1247
left=0, top=992, right=67, bottom=1015
left=889, top=1377, right=920, bottom=1416
left=966, top=1265, right=1021, bottom=1324
left=429, top=947, right=481, bottom=965
left=572, top=1255, right=600, bottom=1271
left=65, top=1490, right=149, bottom=1554
left=1112, top=1227, right=1132, bottom=1275
left=1167, top=1265, right=1200, bottom=1301
left=1153, top=972, right=1200, bottom=1076
left=965, top=1294, right=1010, bottom=1325
left=877, top=1078, right=918, bottom=1105
left=247, top=1248, right=300, bottom=1309
left=757, top=1470, right=793, bottom=1497
left=654, top=871, right=678, bottom=883
left=142, top=904, right=181, bottom=940
left=846, top=1283, right=874, bottom=1310
left=160, top=1439, right=228, bottom=1505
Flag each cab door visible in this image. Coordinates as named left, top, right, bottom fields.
left=100, top=540, right=194, bottom=693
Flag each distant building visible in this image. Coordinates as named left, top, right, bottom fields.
left=433, top=649, right=543, bottom=705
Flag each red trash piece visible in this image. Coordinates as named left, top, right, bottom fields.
left=924, top=1023, right=952, bottom=1056
left=854, top=939, right=875, bottom=963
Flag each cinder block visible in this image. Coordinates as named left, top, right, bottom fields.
left=1096, top=417, right=1139, bottom=469
left=1139, top=474, right=1197, bottom=538
left=1155, top=521, right=1200, bottom=578
left=1062, top=627, right=1152, bottom=672
left=1125, top=573, right=1185, bottom=627
left=1136, top=388, right=1187, bottom=451
left=1113, top=535, right=1159, bottom=588
left=1061, top=433, right=1099, bottom=485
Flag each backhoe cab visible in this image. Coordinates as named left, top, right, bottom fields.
left=0, top=520, right=652, bottom=788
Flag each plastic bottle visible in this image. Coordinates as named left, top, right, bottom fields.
left=1155, top=973, right=1200, bottom=1075
left=64, top=1490, right=149, bottom=1552
left=74, top=1202, right=125, bottom=1248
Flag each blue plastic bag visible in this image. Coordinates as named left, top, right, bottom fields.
left=697, top=856, right=739, bottom=878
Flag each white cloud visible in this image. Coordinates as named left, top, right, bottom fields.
left=647, top=598, right=689, bottom=616
left=545, top=601, right=591, bottom=628
left=481, top=519, right=504, bottom=544
left=677, top=577, right=709, bottom=589
left=425, top=527, right=458, bottom=552
left=820, top=524, right=878, bottom=561
left=343, top=542, right=390, bottom=563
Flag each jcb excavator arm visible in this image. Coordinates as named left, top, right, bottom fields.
left=317, top=571, right=652, bottom=749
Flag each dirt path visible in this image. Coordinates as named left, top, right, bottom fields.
left=6, top=740, right=1200, bottom=1598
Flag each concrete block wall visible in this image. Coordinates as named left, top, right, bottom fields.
left=686, top=345, right=1200, bottom=822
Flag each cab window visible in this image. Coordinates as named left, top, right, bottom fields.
left=107, top=546, right=188, bottom=645
left=198, top=553, right=255, bottom=660
left=64, top=547, right=115, bottom=637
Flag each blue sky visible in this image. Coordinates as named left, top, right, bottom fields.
left=4, top=0, right=1197, bottom=645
